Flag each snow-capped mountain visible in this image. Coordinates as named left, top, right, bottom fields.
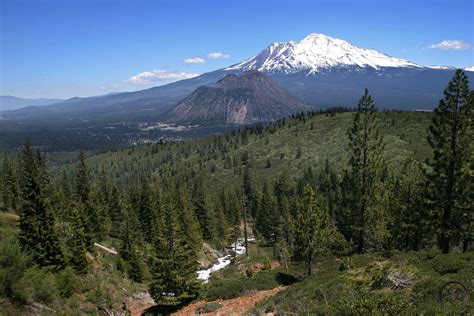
left=4, top=33, right=472, bottom=123
left=465, top=66, right=474, bottom=72
left=227, top=33, right=420, bottom=74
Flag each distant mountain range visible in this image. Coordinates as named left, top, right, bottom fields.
left=164, top=71, right=311, bottom=125
left=2, top=33, right=473, bottom=124
left=0, top=95, right=64, bottom=111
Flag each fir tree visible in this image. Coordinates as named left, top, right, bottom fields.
left=149, top=195, right=200, bottom=306
left=345, top=89, right=387, bottom=253
left=294, top=185, right=331, bottom=276
left=173, top=183, right=202, bottom=251
left=75, top=149, right=90, bottom=204
left=138, top=180, right=156, bottom=242
left=68, top=203, right=88, bottom=274
left=18, top=142, right=64, bottom=269
left=392, top=156, right=429, bottom=251
left=427, top=69, right=473, bottom=253
left=191, top=178, right=215, bottom=241
left=1, top=154, right=18, bottom=212
left=119, top=203, right=144, bottom=282
left=255, top=183, right=276, bottom=243
left=108, top=181, right=124, bottom=238
left=74, top=150, right=96, bottom=250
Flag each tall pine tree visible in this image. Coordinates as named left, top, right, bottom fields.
left=427, top=69, right=473, bottom=253
left=345, top=89, right=387, bottom=253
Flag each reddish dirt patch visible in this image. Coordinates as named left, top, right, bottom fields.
left=172, top=286, right=285, bottom=316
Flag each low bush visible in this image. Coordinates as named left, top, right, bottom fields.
left=0, top=233, right=29, bottom=297
left=204, top=271, right=278, bottom=300
left=431, top=255, right=464, bottom=275
left=195, top=302, right=222, bottom=314
left=12, top=267, right=60, bottom=305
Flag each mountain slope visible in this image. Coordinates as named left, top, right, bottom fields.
left=163, top=71, right=312, bottom=125
left=0, top=95, right=64, bottom=111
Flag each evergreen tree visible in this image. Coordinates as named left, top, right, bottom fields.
left=392, top=156, right=429, bottom=251
left=74, top=150, right=95, bottom=250
left=294, top=185, right=331, bottom=276
left=137, top=180, right=156, bottom=242
left=345, top=89, right=387, bottom=253
left=1, top=154, right=18, bottom=212
left=427, top=69, right=473, bottom=253
left=254, top=183, right=276, bottom=242
left=108, top=181, right=124, bottom=238
left=191, top=178, right=215, bottom=241
left=75, top=149, right=90, bottom=204
left=173, top=183, right=202, bottom=252
left=18, top=142, right=64, bottom=268
left=119, top=203, right=144, bottom=282
left=149, top=195, right=200, bottom=306
left=68, top=203, right=88, bottom=274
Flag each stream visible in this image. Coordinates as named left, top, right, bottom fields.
left=197, top=238, right=255, bottom=283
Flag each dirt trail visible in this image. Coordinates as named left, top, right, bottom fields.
left=129, top=286, right=284, bottom=316
left=172, top=286, right=285, bottom=316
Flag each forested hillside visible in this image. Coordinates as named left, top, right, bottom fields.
left=56, top=109, right=432, bottom=191
left=0, top=70, right=472, bottom=315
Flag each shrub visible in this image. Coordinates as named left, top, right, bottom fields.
left=0, top=233, right=29, bottom=297
left=56, top=266, right=82, bottom=297
left=12, top=267, right=60, bottom=305
left=431, top=255, right=464, bottom=275
left=195, top=302, right=222, bottom=314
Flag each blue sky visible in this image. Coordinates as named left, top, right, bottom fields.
left=1, top=0, right=473, bottom=99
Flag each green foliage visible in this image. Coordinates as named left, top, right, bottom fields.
left=55, top=267, right=82, bottom=298
left=17, top=141, right=64, bottom=269
left=12, top=266, right=60, bottom=305
left=195, top=302, right=223, bottom=314
left=68, top=203, right=89, bottom=275
left=252, top=252, right=474, bottom=315
left=0, top=233, right=29, bottom=297
left=344, top=89, right=389, bottom=253
left=427, top=69, right=473, bottom=253
left=430, top=254, right=466, bottom=275
left=294, top=185, right=334, bottom=276
left=149, top=195, right=201, bottom=306
left=204, top=271, right=279, bottom=301
left=0, top=154, right=19, bottom=212
left=391, top=156, right=430, bottom=251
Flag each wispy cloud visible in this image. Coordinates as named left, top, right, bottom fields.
left=126, top=69, right=199, bottom=85
left=184, top=57, right=205, bottom=64
left=208, top=52, right=230, bottom=59
left=427, top=40, right=472, bottom=50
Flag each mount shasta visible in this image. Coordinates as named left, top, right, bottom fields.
left=3, top=33, right=473, bottom=124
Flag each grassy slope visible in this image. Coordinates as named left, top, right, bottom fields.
left=58, top=111, right=432, bottom=190
left=250, top=251, right=474, bottom=315
left=201, top=241, right=474, bottom=315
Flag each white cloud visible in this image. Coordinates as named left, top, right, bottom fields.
left=208, top=52, right=230, bottom=59
left=126, top=69, right=200, bottom=85
left=428, top=40, right=472, bottom=50
left=184, top=57, right=205, bottom=64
